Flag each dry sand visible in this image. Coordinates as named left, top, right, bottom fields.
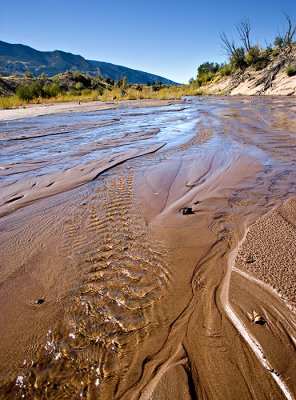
left=0, top=97, right=295, bottom=399
left=0, top=99, right=181, bottom=121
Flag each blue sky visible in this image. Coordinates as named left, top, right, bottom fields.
left=0, top=0, right=295, bottom=83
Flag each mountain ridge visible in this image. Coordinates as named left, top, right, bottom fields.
left=0, top=40, right=178, bottom=85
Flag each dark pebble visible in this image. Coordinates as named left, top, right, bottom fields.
left=34, top=298, right=45, bottom=305
left=180, top=207, right=194, bottom=215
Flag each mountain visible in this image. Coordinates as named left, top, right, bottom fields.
left=0, top=41, right=177, bottom=84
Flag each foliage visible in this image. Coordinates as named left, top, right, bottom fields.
left=0, top=96, right=26, bottom=109
left=16, top=82, right=62, bottom=100
left=1, top=83, right=209, bottom=110
left=42, top=83, right=61, bottom=98
left=16, top=85, right=34, bottom=101
left=30, top=82, right=44, bottom=98
left=230, top=47, right=247, bottom=70
left=274, top=36, right=285, bottom=49
left=25, top=71, right=34, bottom=78
left=286, top=65, right=296, bottom=76
left=218, top=64, right=232, bottom=77
left=197, top=62, right=220, bottom=75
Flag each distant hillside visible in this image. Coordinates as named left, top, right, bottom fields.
left=0, top=41, right=177, bottom=85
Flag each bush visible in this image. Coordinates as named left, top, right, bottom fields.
left=30, top=82, right=43, bottom=98
left=43, top=83, right=61, bottom=98
left=68, top=89, right=81, bottom=96
left=197, top=62, right=220, bottom=75
left=245, top=45, right=261, bottom=65
left=97, top=85, right=104, bottom=96
left=286, top=65, right=296, bottom=77
left=16, top=85, right=34, bottom=101
left=219, top=64, right=232, bottom=77
left=274, top=36, right=284, bottom=49
left=245, top=46, right=269, bottom=70
left=75, top=82, right=84, bottom=90
left=81, top=88, right=92, bottom=95
left=25, top=71, right=34, bottom=78
left=272, top=47, right=280, bottom=57
left=230, top=47, right=247, bottom=70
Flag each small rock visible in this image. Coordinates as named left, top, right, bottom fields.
left=180, top=207, right=194, bottom=215
left=245, top=255, right=256, bottom=264
left=252, top=311, right=265, bottom=325
left=34, top=298, right=45, bottom=305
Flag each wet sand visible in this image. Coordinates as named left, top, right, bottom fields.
left=0, top=97, right=295, bottom=399
left=0, top=99, right=181, bottom=121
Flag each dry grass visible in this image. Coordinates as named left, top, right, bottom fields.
left=0, top=86, right=205, bottom=109
left=0, top=96, right=27, bottom=109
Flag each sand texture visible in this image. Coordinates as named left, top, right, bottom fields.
left=0, top=97, right=295, bottom=399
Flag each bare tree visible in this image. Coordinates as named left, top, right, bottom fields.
left=219, top=32, right=237, bottom=58
left=283, top=11, right=296, bottom=48
left=237, top=19, right=252, bottom=52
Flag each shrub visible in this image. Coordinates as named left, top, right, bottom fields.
left=198, top=62, right=220, bottom=75
left=16, top=85, right=34, bottom=101
left=75, top=82, right=84, bottom=90
left=272, top=47, right=280, bottom=57
left=286, top=65, right=296, bottom=77
left=245, top=45, right=261, bottom=65
left=230, top=47, right=247, bottom=70
left=0, top=96, right=26, bottom=109
left=219, top=64, right=232, bottom=77
left=81, top=88, right=92, bottom=95
left=68, top=89, right=81, bottom=96
left=43, top=83, right=61, bottom=98
left=273, top=36, right=284, bottom=49
left=97, top=85, right=104, bottom=96
left=25, top=71, right=34, bottom=78
left=30, top=82, right=43, bottom=98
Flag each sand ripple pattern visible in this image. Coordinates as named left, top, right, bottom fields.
left=10, top=172, right=169, bottom=399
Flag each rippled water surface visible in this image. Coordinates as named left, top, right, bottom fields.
left=0, top=97, right=295, bottom=399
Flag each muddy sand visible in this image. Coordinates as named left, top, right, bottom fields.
left=0, top=97, right=295, bottom=399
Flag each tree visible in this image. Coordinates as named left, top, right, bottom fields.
left=29, top=82, right=43, bottom=98
left=220, top=31, right=238, bottom=59
left=282, top=11, right=296, bottom=48
left=230, top=47, right=247, bottom=70
left=16, top=85, right=34, bottom=101
left=274, top=12, right=296, bottom=50
left=237, top=19, right=252, bottom=52
left=220, top=28, right=248, bottom=70
left=197, top=62, right=220, bottom=75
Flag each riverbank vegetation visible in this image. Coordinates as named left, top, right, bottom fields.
left=189, top=12, right=296, bottom=90
left=0, top=71, right=203, bottom=109
left=0, top=13, right=295, bottom=109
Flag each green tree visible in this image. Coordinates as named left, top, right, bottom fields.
left=30, top=82, right=43, bottom=98
left=230, top=47, right=247, bottom=70
left=16, top=85, right=34, bottom=101
left=197, top=62, right=220, bottom=75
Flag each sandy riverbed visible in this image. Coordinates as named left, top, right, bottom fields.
left=0, top=99, right=181, bottom=121
left=0, top=97, right=295, bottom=399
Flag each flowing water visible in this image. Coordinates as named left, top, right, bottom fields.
left=0, top=97, right=295, bottom=399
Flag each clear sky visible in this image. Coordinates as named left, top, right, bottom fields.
left=0, top=0, right=295, bottom=83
